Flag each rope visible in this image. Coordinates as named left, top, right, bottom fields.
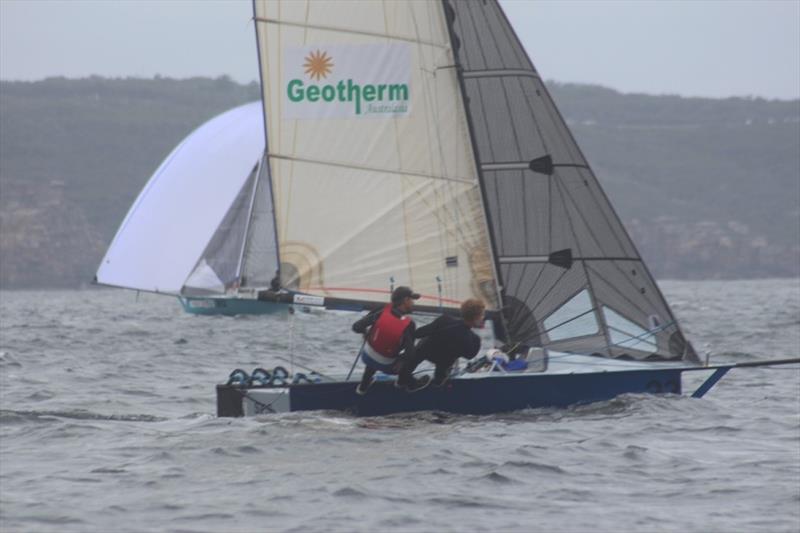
left=237, top=388, right=287, bottom=415
left=226, top=366, right=322, bottom=387
left=288, top=305, right=296, bottom=375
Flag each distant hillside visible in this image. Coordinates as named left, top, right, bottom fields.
left=0, top=76, right=798, bottom=288
left=0, top=76, right=260, bottom=288
left=549, top=83, right=800, bottom=279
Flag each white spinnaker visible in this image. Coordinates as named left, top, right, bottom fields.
left=254, top=0, right=499, bottom=309
left=96, top=102, right=267, bottom=295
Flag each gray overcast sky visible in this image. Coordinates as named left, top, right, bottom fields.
left=1, top=0, right=798, bottom=100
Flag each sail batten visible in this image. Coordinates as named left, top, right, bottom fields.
left=267, top=152, right=475, bottom=184
left=462, top=69, right=541, bottom=80
left=254, top=16, right=449, bottom=47
left=499, top=257, right=642, bottom=264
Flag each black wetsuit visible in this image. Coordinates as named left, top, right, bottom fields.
left=397, top=314, right=481, bottom=385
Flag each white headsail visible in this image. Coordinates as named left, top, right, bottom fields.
left=253, top=0, right=500, bottom=310
left=253, top=0, right=698, bottom=362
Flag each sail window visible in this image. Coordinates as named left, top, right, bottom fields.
left=543, top=289, right=599, bottom=341
left=603, top=307, right=658, bottom=353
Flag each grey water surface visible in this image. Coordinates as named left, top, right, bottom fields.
left=1, top=279, right=798, bottom=533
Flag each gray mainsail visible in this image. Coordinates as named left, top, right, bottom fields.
left=182, top=154, right=280, bottom=295
left=183, top=165, right=260, bottom=295
left=240, top=153, right=280, bottom=289
left=444, top=0, right=697, bottom=362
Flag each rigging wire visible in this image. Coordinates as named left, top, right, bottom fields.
left=288, top=306, right=296, bottom=375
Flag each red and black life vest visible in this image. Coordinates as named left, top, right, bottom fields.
left=366, top=304, right=412, bottom=359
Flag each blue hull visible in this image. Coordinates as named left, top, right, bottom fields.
left=180, top=297, right=286, bottom=316
left=217, top=368, right=683, bottom=417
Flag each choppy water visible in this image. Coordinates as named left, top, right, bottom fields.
left=1, top=279, right=798, bottom=532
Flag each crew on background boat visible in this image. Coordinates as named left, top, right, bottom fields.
left=396, top=299, right=486, bottom=387
left=351, top=286, right=430, bottom=394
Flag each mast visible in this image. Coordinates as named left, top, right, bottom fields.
left=250, top=0, right=282, bottom=287
left=440, top=0, right=509, bottom=340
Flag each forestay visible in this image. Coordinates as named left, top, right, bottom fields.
left=253, top=0, right=500, bottom=311
left=444, top=0, right=697, bottom=362
left=96, top=102, right=279, bottom=296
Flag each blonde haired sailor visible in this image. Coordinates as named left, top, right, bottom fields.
left=396, top=299, right=487, bottom=388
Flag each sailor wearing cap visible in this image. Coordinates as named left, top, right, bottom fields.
left=351, top=286, right=430, bottom=394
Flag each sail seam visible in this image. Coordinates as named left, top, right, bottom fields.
left=555, top=180, right=657, bottom=315
left=552, top=171, right=656, bottom=346
left=492, top=2, right=528, bottom=68
left=551, top=175, right=614, bottom=348
left=585, top=263, right=652, bottom=323
left=507, top=262, right=546, bottom=329
left=608, top=259, right=664, bottom=317
left=381, top=0, right=415, bottom=291
left=528, top=269, right=572, bottom=316
left=463, top=1, right=490, bottom=70
left=539, top=307, right=598, bottom=337
left=470, top=78, right=504, bottom=250
left=556, top=174, right=630, bottom=258
left=571, top=168, right=633, bottom=255
left=553, top=176, right=585, bottom=257
left=514, top=77, right=552, bottom=160
left=267, top=153, right=474, bottom=184
left=253, top=16, right=448, bottom=48
left=281, top=0, right=314, bottom=252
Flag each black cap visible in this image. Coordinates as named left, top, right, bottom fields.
left=391, top=286, right=420, bottom=304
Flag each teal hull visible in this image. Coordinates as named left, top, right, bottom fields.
left=179, top=297, right=287, bottom=316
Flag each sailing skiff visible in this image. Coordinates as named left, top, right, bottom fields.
left=213, top=0, right=798, bottom=416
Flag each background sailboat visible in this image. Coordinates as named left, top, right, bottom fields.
left=95, top=102, right=285, bottom=315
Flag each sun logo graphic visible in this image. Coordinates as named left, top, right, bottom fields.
left=303, top=50, right=334, bottom=81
